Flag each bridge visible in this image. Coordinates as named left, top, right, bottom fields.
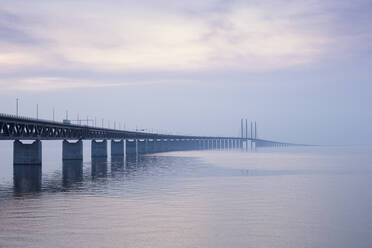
left=0, top=113, right=295, bottom=165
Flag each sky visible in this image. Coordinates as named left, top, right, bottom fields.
left=0, top=0, right=372, bottom=145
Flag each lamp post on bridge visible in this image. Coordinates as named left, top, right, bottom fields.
left=16, top=98, right=19, bottom=117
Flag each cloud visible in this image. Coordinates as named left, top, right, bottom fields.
left=0, top=1, right=334, bottom=71
left=0, top=0, right=371, bottom=91
left=0, top=76, right=198, bottom=92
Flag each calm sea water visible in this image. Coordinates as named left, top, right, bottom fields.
left=0, top=141, right=371, bottom=248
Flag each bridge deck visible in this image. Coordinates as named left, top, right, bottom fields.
left=0, top=113, right=246, bottom=141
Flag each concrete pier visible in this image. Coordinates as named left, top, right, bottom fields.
left=183, top=140, right=189, bottom=151
left=166, top=139, right=172, bottom=152
left=193, top=140, right=198, bottom=150
left=146, top=139, right=155, bottom=154
left=13, top=140, right=42, bottom=165
left=208, top=140, right=213, bottom=150
left=169, top=140, right=174, bottom=151
left=239, top=140, right=243, bottom=149
left=62, top=140, right=83, bottom=160
left=126, top=139, right=137, bottom=155
left=174, top=139, right=181, bottom=151
left=138, top=140, right=146, bottom=154
left=217, top=140, right=221, bottom=150
left=91, top=140, right=107, bottom=157
left=213, top=140, right=217, bottom=150
left=111, top=140, right=124, bottom=156
left=152, top=139, right=159, bottom=153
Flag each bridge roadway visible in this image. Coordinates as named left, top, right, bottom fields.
left=0, top=113, right=292, bottom=165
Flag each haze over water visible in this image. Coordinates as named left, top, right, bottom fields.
left=1, top=142, right=371, bottom=248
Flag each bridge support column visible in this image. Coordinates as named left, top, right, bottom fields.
left=125, top=139, right=137, bottom=155
left=147, top=139, right=155, bottom=153
left=177, top=139, right=183, bottom=151
left=209, top=140, right=213, bottom=150
left=179, top=140, right=185, bottom=151
left=13, top=140, right=42, bottom=165
left=168, top=140, right=175, bottom=152
left=175, top=139, right=182, bottom=151
left=186, top=140, right=191, bottom=151
left=185, top=140, right=191, bottom=150
left=188, top=140, right=193, bottom=151
left=91, top=140, right=107, bottom=157
left=187, top=140, right=192, bottom=150
left=111, top=140, right=124, bottom=156
left=63, top=140, right=83, bottom=160
left=162, top=139, right=168, bottom=152
left=138, top=140, right=146, bottom=154
left=153, top=139, right=159, bottom=153
left=193, top=140, right=199, bottom=150
left=177, top=140, right=182, bottom=151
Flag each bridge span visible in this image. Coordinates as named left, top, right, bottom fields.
left=0, top=113, right=293, bottom=165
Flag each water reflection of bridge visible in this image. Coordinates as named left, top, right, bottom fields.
left=12, top=155, right=173, bottom=194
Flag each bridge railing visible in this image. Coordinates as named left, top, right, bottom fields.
left=0, top=113, right=165, bottom=135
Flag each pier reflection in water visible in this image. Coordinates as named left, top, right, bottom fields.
left=62, top=159, right=83, bottom=187
left=13, top=164, right=42, bottom=193
left=11, top=155, right=143, bottom=194
left=91, top=157, right=108, bottom=179
left=111, top=156, right=125, bottom=175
